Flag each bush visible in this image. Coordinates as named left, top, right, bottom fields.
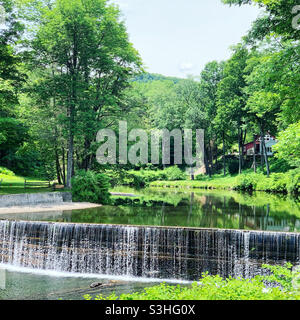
left=71, top=170, right=111, bottom=204
left=83, top=264, right=300, bottom=301
left=0, top=166, right=15, bottom=176
left=269, top=158, right=292, bottom=173
left=163, top=166, right=187, bottom=181
left=234, top=169, right=300, bottom=194
left=286, top=168, right=300, bottom=194
left=256, top=172, right=288, bottom=193
left=104, top=166, right=187, bottom=188
left=235, top=173, right=261, bottom=191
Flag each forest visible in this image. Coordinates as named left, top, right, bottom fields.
left=0, top=0, right=299, bottom=195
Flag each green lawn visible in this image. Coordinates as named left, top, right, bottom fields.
left=0, top=174, right=53, bottom=195
left=150, top=169, right=300, bottom=195
left=150, top=174, right=238, bottom=190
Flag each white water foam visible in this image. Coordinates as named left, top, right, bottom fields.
left=0, top=263, right=192, bottom=284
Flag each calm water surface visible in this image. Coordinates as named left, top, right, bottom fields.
left=2, top=187, right=300, bottom=232
left=0, top=266, right=164, bottom=300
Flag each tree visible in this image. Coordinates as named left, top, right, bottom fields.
left=222, top=0, right=300, bottom=42
left=22, top=0, right=142, bottom=187
left=216, top=46, right=250, bottom=175
left=0, top=0, right=28, bottom=170
left=273, top=121, right=300, bottom=168
left=244, top=40, right=299, bottom=176
left=184, top=62, right=225, bottom=176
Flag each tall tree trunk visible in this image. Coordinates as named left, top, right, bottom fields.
left=260, top=131, right=264, bottom=170
left=214, top=141, right=218, bottom=171
left=66, top=100, right=75, bottom=188
left=55, top=147, right=62, bottom=185
left=222, top=130, right=226, bottom=176
left=262, top=136, right=270, bottom=177
left=260, top=125, right=270, bottom=177
left=238, top=127, right=242, bottom=174
left=66, top=131, right=74, bottom=188
left=209, top=142, right=213, bottom=176
left=242, top=129, right=247, bottom=167
left=62, top=146, right=66, bottom=186
left=253, top=134, right=256, bottom=173
left=204, top=146, right=211, bottom=177
left=66, top=32, right=78, bottom=188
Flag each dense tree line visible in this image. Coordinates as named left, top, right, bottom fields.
left=0, top=0, right=299, bottom=185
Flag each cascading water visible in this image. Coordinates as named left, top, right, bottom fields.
left=0, top=219, right=299, bottom=281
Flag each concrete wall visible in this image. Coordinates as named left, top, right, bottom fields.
left=0, top=192, right=72, bottom=207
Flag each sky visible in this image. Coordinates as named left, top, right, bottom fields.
left=111, top=0, right=261, bottom=78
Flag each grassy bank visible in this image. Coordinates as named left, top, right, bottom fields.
left=150, top=168, right=300, bottom=195
left=83, top=264, right=300, bottom=300
left=0, top=170, right=52, bottom=195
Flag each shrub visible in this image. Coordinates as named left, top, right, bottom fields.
left=286, top=168, right=300, bottom=194
left=163, top=166, right=187, bottom=181
left=235, top=173, right=261, bottom=191
left=0, top=166, right=15, bottom=176
left=234, top=169, right=300, bottom=195
left=71, top=170, right=111, bottom=204
left=269, top=158, right=292, bottom=173
left=83, top=264, right=300, bottom=300
left=273, top=121, right=300, bottom=168
left=256, top=172, right=288, bottom=193
left=104, top=166, right=187, bottom=188
left=227, top=158, right=240, bottom=175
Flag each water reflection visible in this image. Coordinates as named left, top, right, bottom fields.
left=2, top=188, right=299, bottom=232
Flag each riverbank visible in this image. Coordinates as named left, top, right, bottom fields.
left=83, top=264, right=300, bottom=300
left=0, top=192, right=102, bottom=214
left=150, top=169, right=300, bottom=196
left=0, top=172, right=54, bottom=195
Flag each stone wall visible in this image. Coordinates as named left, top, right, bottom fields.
left=0, top=192, right=72, bottom=207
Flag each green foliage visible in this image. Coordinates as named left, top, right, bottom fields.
left=111, top=197, right=175, bottom=207
left=259, top=263, right=295, bottom=292
left=133, top=73, right=183, bottom=84
left=83, top=264, right=300, bottom=300
left=152, top=168, right=300, bottom=195
left=231, top=169, right=300, bottom=194
left=227, top=158, right=240, bottom=175
left=286, top=169, right=300, bottom=195
left=268, top=158, right=292, bottom=173
left=0, top=0, right=299, bottom=188
left=162, top=166, right=187, bottom=181
left=223, top=0, right=300, bottom=42
left=105, top=166, right=187, bottom=188
left=235, top=172, right=262, bottom=191
left=273, top=122, right=300, bottom=168
left=0, top=166, right=15, bottom=176
left=71, top=170, right=111, bottom=204
left=19, top=0, right=142, bottom=186
left=0, top=117, right=28, bottom=163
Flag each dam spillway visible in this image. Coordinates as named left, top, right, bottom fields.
left=0, top=220, right=299, bottom=281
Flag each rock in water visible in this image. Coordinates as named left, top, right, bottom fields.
left=90, top=282, right=103, bottom=288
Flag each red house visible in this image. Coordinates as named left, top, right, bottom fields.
left=243, top=133, right=277, bottom=156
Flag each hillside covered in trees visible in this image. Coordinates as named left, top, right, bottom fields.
left=0, top=0, right=299, bottom=193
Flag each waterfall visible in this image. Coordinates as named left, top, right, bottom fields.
left=0, top=220, right=299, bottom=281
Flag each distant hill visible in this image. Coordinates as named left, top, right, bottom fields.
left=132, top=73, right=184, bottom=84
